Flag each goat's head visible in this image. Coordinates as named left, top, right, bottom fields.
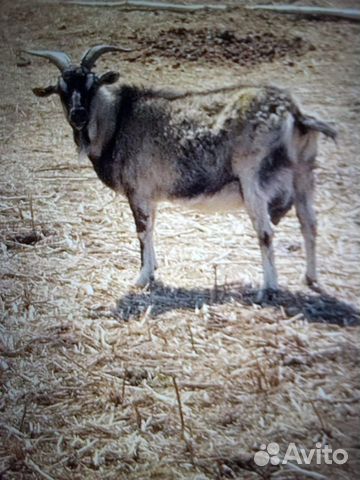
left=26, top=45, right=131, bottom=130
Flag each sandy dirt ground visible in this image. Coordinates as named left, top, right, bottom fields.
left=1, top=0, right=359, bottom=479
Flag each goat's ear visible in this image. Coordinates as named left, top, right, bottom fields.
left=32, top=85, right=58, bottom=97
left=99, top=71, right=120, bottom=86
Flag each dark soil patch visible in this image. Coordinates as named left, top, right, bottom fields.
left=4, top=228, right=51, bottom=249
left=137, top=28, right=312, bottom=66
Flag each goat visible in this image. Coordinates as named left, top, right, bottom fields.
left=26, top=45, right=336, bottom=299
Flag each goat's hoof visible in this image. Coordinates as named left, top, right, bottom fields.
left=306, top=276, right=324, bottom=294
left=305, top=274, right=317, bottom=287
left=255, top=287, right=279, bottom=305
left=134, top=273, right=155, bottom=289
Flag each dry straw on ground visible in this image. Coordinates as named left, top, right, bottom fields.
left=1, top=1, right=360, bottom=479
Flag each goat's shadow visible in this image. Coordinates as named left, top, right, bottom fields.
left=115, top=282, right=360, bottom=326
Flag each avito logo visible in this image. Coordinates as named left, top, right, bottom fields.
left=254, top=442, right=348, bottom=466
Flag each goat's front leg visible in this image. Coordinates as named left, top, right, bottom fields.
left=241, top=176, right=278, bottom=299
left=128, top=196, right=157, bottom=287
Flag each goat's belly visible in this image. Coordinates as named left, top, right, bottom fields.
left=173, top=181, right=243, bottom=213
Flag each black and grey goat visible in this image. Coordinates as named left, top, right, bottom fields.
left=26, top=45, right=336, bottom=297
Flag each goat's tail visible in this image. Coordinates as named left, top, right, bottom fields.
left=295, top=112, right=337, bottom=142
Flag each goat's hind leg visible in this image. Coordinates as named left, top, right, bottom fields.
left=128, top=196, right=157, bottom=288
left=241, top=175, right=279, bottom=301
left=294, top=164, right=319, bottom=290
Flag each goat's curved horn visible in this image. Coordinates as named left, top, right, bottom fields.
left=81, top=45, right=132, bottom=70
left=25, top=50, right=72, bottom=72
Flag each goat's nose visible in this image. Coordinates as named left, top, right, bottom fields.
left=69, top=108, right=88, bottom=129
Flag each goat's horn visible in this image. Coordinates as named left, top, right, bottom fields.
left=25, top=50, right=72, bottom=72
left=81, top=45, right=132, bottom=70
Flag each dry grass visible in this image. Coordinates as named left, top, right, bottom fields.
left=1, top=1, right=360, bottom=479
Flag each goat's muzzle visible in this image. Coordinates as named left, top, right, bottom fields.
left=69, top=107, right=88, bottom=130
